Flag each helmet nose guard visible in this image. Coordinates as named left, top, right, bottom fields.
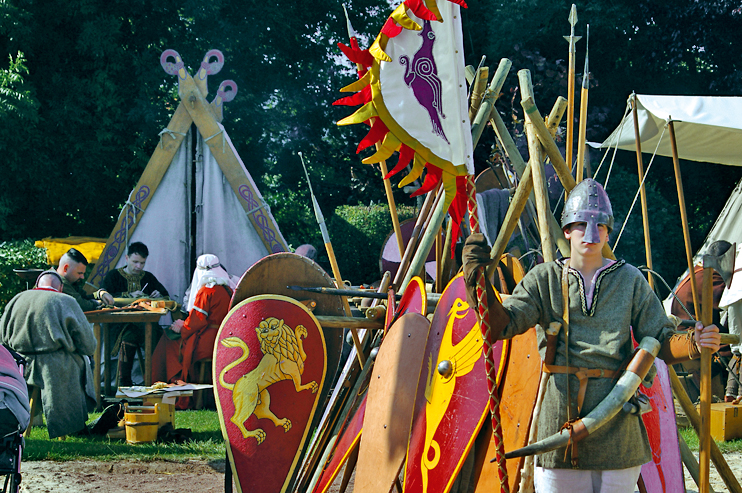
left=561, top=178, right=614, bottom=237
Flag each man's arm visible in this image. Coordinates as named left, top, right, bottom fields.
left=61, top=281, right=100, bottom=312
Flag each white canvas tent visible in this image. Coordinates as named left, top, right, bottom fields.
left=88, top=50, right=288, bottom=305
left=598, top=94, right=742, bottom=281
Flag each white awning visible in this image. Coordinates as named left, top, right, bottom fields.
left=598, top=94, right=742, bottom=166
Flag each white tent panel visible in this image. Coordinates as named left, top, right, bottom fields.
left=694, top=178, right=742, bottom=261
left=599, top=95, right=742, bottom=166
left=115, top=134, right=191, bottom=306
left=195, top=133, right=271, bottom=283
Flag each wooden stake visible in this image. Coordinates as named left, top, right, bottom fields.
left=519, top=70, right=555, bottom=262
left=631, top=94, right=655, bottom=290
left=669, top=365, right=742, bottom=493
left=668, top=120, right=701, bottom=317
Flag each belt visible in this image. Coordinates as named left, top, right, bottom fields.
left=543, top=364, right=619, bottom=414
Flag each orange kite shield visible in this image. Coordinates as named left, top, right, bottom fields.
left=336, top=0, right=474, bottom=242
left=214, top=295, right=327, bottom=493
left=404, top=274, right=506, bottom=493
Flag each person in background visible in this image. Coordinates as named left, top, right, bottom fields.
left=101, top=242, right=169, bottom=387
left=0, top=270, right=96, bottom=438
left=295, top=244, right=318, bottom=261
left=56, top=248, right=114, bottom=311
left=719, top=242, right=742, bottom=401
left=151, top=254, right=234, bottom=408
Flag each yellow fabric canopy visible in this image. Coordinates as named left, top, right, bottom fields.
left=34, top=237, right=107, bottom=266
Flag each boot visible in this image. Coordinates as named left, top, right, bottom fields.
left=117, top=342, right=138, bottom=388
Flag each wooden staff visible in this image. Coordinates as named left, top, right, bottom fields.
left=469, top=65, right=490, bottom=123
left=471, top=58, right=513, bottom=147
left=669, top=365, right=742, bottom=493
left=299, top=152, right=366, bottom=368
left=668, top=119, right=700, bottom=316
left=564, top=4, right=581, bottom=177
left=519, top=69, right=555, bottom=262
left=490, top=103, right=570, bottom=258
left=631, top=94, right=655, bottom=290
left=700, top=261, right=714, bottom=493
left=575, top=24, right=590, bottom=183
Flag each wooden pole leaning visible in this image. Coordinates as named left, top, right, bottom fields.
left=399, top=190, right=447, bottom=293
left=669, top=365, right=742, bottom=493
left=469, top=66, right=490, bottom=123
left=668, top=119, right=701, bottom=317
left=379, top=154, right=405, bottom=259
left=521, top=97, right=616, bottom=261
left=700, top=264, right=714, bottom=493
left=471, top=58, right=512, bottom=147
left=631, top=94, right=654, bottom=290
left=519, top=70, right=556, bottom=262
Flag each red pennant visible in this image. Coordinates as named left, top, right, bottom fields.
left=411, top=165, right=442, bottom=197
left=380, top=17, right=404, bottom=38
left=384, top=144, right=415, bottom=179
left=332, top=86, right=371, bottom=107
left=358, top=120, right=389, bottom=153
left=404, top=0, right=439, bottom=21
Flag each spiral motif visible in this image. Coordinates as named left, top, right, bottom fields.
left=200, top=49, right=225, bottom=76
left=160, top=50, right=184, bottom=76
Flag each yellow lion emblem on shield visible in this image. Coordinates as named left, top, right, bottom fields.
left=218, top=317, right=318, bottom=444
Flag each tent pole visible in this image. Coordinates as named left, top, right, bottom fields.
left=631, top=94, right=654, bottom=290
left=668, top=119, right=701, bottom=317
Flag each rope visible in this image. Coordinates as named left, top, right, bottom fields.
left=158, top=128, right=187, bottom=149
left=466, top=175, right=509, bottom=493
left=611, top=120, right=668, bottom=253
left=204, top=124, right=226, bottom=154
left=596, top=100, right=632, bottom=188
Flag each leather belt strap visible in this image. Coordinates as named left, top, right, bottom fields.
left=543, top=364, right=619, bottom=414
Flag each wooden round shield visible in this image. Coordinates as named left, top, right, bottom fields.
left=214, top=295, right=327, bottom=493
left=403, top=273, right=507, bottom=493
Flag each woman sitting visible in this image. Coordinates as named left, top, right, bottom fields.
left=151, top=254, right=235, bottom=407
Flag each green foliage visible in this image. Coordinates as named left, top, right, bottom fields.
left=24, top=409, right=224, bottom=461
left=0, top=240, right=47, bottom=315
left=325, top=203, right=416, bottom=285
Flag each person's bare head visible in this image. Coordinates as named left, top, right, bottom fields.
left=57, top=248, right=88, bottom=284
left=36, top=270, right=63, bottom=291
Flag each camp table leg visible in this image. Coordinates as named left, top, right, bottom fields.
left=94, top=323, right=102, bottom=411
left=144, top=322, right=153, bottom=386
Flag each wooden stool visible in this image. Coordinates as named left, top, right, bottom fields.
left=24, top=385, right=41, bottom=438
left=193, top=359, right=212, bottom=410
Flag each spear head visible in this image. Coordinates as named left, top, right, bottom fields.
left=342, top=4, right=357, bottom=41
left=582, top=24, right=590, bottom=89
left=564, top=4, right=582, bottom=48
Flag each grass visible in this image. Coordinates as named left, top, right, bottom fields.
left=679, top=427, right=742, bottom=454
left=23, top=409, right=226, bottom=462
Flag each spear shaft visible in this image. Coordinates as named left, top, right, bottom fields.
left=575, top=24, right=590, bottom=183
left=299, top=151, right=366, bottom=368
left=564, top=5, right=581, bottom=175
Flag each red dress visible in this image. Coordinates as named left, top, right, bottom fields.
left=152, top=285, right=232, bottom=384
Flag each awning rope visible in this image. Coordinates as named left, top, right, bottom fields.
left=158, top=128, right=187, bottom=149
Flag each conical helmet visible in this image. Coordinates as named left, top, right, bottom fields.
left=561, top=178, right=614, bottom=244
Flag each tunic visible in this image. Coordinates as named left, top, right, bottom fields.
left=61, top=277, right=101, bottom=312
left=0, top=289, right=97, bottom=438
left=501, top=258, right=675, bottom=470
left=151, top=285, right=231, bottom=384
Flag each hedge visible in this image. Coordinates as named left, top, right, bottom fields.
left=0, top=240, right=48, bottom=315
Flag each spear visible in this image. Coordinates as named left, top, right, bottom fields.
left=298, top=151, right=366, bottom=368
left=575, top=24, right=590, bottom=183
left=564, top=4, right=581, bottom=176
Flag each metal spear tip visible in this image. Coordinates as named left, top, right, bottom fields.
left=568, top=4, right=578, bottom=26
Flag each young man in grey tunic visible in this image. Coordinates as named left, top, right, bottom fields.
left=463, top=178, right=721, bottom=493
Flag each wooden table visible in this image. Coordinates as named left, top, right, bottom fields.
left=85, top=309, right=168, bottom=410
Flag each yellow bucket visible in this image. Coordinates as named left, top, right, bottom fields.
left=124, top=405, right=160, bottom=444
left=142, top=395, right=175, bottom=428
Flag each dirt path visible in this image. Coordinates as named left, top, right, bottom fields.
left=16, top=453, right=742, bottom=492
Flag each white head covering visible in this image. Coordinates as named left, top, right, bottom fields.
left=185, top=254, right=236, bottom=312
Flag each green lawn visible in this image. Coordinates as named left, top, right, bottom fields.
left=23, top=409, right=226, bottom=462
left=679, top=427, right=742, bottom=454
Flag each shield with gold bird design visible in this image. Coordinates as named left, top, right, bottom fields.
left=214, top=295, right=327, bottom=493
left=403, top=273, right=506, bottom=493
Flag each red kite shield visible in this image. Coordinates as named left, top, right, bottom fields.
left=214, top=295, right=327, bottom=493
left=403, top=273, right=506, bottom=493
